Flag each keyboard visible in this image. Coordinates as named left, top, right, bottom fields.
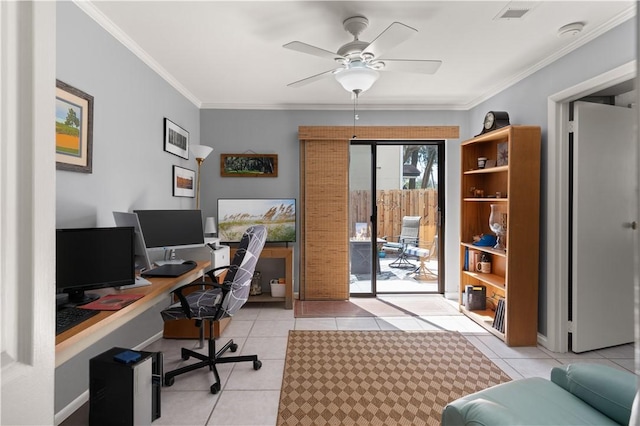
left=56, top=307, right=100, bottom=335
left=141, top=261, right=197, bottom=278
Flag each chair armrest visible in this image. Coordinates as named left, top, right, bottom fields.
left=399, top=236, right=418, bottom=245
left=206, top=265, right=231, bottom=284
left=551, top=363, right=638, bottom=425
left=171, top=282, right=226, bottom=319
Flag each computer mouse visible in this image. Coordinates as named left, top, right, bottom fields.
left=182, top=260, right=197, bottom=266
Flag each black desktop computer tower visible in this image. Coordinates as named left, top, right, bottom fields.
left=89, top=347, right=162, bottom=426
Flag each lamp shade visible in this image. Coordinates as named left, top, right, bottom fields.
left=334, top=65, right=379, bottom=93
left=204, top=216, right=217, bottom=235
left=190, top=145, right=213, bottom=160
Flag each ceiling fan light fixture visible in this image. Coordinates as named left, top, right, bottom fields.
left=334, top=66, right=379, bottom=93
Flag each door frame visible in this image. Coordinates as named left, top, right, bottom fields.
left=545, top=61, right=635, bottom=353
left=1, top=2, right=57, bottom=424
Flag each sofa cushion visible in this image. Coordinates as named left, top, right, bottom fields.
left=551, top=364, right=637, bottom=425
left=441, top=377, right=620, bottom=425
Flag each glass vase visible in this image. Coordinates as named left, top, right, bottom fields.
left=488, top=204, right=506, bottom=250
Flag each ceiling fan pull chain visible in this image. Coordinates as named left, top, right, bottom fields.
left=352, top=89, right=361, bottom=139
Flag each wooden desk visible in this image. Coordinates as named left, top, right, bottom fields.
left=231, top=246, right=294, bottom=309
left=55, top=260, right=209, bottom=367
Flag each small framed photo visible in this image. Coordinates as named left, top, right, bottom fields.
left=164, top=118, right=189, bottom=159
left=497, top=142, right=508, bottom=166
left=172, top=165, right=195, bottom=198
left=55, top=80, right=94, bottom=173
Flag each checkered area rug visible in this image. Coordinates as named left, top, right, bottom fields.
left=277, top=330, right=511, bottom=425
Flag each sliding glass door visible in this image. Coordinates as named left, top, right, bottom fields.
left=349, top=140, right=444, bottom=296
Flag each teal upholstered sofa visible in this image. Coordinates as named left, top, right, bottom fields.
left=442, top=363, right=638, bottom=425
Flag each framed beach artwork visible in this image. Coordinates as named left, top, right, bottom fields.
left=164, top=118, right=189, bottom=159
left=55, top=80, right=94, bottom=173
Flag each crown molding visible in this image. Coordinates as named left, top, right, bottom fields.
left=73, top=1, right=202, bottom=108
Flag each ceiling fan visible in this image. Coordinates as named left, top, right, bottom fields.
left=283, top=16, right=442, bottom=95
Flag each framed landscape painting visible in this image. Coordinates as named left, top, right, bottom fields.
left=220, top=153, right=278, bottom=177
left=172, top=165, right=195, bottom=198
left=55, top=80, right=93, bottom=173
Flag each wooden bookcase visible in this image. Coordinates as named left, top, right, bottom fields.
left=459, top=125, right=540, bottom=346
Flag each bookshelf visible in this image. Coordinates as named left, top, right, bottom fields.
left=459, top=126, right=540, bottom=346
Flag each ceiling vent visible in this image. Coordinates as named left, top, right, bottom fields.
left=498, top=8, right=530, bottom=19
left=494, top=2, right=539, bottom=20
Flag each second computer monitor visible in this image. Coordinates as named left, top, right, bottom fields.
left=133, top=209, right=205, bottom=254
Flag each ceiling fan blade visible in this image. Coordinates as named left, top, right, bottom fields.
left=379, top=59, right=442, bottom=74
left=287, top=68, right=339, bottom=88
left=283, top=41, right=343, bottom=61
left=362, top=22, right=417, bottom=59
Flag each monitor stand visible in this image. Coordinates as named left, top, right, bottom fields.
left=117, top=276, right=152, bottom=290
left=154, top=248, right=184, bottom=266
left=64, top=289, right=100, bottom=307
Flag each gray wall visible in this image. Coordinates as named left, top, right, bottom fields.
left=469, top=18, right=636, bottom=335
left=199, top=109, right=469, bottom=294
left=56, top=2, right=201, bottom=230
left=55, top=2, right=200, bottom=414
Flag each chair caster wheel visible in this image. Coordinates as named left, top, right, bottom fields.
left=230, top=343, right=238, bottom=352
left=253, top=360, right=262, bottom=370
left=164, top=376, right=175, bottom=387
left=210, top=383, right=221, bottom=394
left=181, top=349, right=190, bottom=361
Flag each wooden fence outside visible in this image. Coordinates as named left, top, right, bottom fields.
left=350, top=189, right=438, bottom=247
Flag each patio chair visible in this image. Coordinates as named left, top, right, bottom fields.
left=405, top=235, right=438, bottom=280
left=382, top=216, right=421, bottom=268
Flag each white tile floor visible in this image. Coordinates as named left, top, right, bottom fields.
left=136, top=296, right=636, bottom=426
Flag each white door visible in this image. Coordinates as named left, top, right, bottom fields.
left=571, top=101, right=636, bottom=353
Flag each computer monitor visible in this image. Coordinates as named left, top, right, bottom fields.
left=56, top=227, right=135, bottom=305
left=113, top=211, right=152, bottom=273
left=133, top=209, right=205, bottom=264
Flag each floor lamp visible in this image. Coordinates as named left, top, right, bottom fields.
left=189, top=145, right=213, bottom=210
left=188, top=144, right=213, bottom=349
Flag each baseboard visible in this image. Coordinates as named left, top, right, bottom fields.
left=537, top=332, right=549, bottom=351
left=54, top=391, right=88, bottom=425
left=444, top=292, right=459, bottom=301
left=136, top=331, right=164, bottom=349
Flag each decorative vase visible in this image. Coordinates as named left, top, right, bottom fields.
left=488, top=204, right=506, bottom=250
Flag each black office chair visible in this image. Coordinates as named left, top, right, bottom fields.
left=161, top=225, right=267, bottom=394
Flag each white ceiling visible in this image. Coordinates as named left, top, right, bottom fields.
left=80, top=1, right=635, bottom=110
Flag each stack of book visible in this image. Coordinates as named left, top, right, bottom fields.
left=492, top=298, right=505, bottom=333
